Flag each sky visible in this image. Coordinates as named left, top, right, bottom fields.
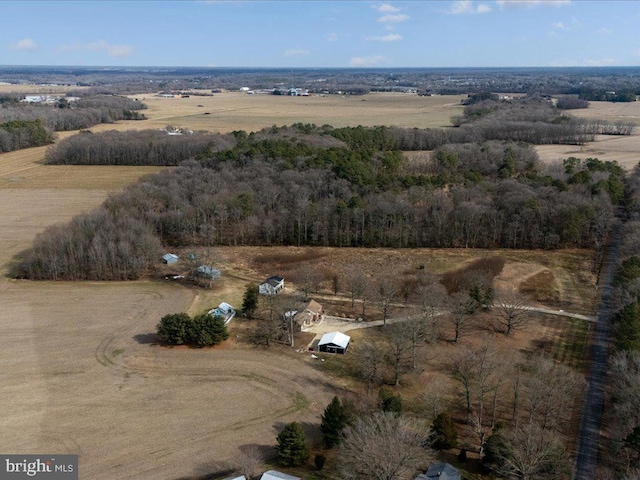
left=1, top=0, right=639, bottom=68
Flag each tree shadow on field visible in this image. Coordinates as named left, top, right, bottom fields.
left=175, top=459, right=234, bottom=480
left=133, top=333, right=157, bottom=345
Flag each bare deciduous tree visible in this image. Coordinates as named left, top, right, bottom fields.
left=449, top=292, right=474, bottom=342
left=494, top=293, right=530, bottom=335
left=376, top=280, right=399, bottom=326
left=235, top=445, right=264, bottom=479
left=354, top=341, right=386, bottom=396
left=494, top=423, right=570, bottom=480
left=339, top=412, right=430, bottom=480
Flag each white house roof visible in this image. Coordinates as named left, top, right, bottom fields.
left=222, top=476, right=246, bottom=480
left=218, top=302, right=234, bottom=313
left=162, top=253, right=178, bottom=261
left=260, top=471, right=301, bottom=480
left=318, top=331, right=351, bottom=349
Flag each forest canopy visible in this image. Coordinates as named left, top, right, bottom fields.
left=13, top=119, right=622, bottom=280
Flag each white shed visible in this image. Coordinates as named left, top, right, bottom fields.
left=318, top=331, right=351, bottom=354
left=162, top=253, right=179, bottom=265
left=260, top=471, right=301, bottom=480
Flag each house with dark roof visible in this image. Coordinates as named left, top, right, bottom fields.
left=259, top=275, right=284, bottom=295
left=415, top=462, right=462, bottom=480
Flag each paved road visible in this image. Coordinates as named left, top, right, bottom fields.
left=574, top=225, right=621, bottom=480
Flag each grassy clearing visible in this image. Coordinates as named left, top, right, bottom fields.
left=552, top=318, right=591, bottom=370
left=132, top=92, right=466, bottom=132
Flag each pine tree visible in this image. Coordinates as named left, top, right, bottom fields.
left=276, top=422, right=309, bottom=467
left=242, top=284, right=259, bottom=318
left=320, top=396, right=354, bottom=448
left=431, top=413, right=458, bottom=450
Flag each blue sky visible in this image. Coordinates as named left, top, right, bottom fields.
left=1, top=0, right=639, bottom=68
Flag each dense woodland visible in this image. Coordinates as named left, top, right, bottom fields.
left=0, top=95, right=146, bottom=152
left=601, top=165, right=640, bottom=478
left=45, top=129, right=235, bottom=166
left=15, top=107, right=626, bottom=279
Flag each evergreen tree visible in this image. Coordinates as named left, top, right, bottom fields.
left=378, top=388, right=403, bottom=415
left=276, top=422, right=309, bottom=467
left=320, top=396, right=355, bottom=448
left=156, top=313, right=191, bottom=345
left=431, top=413, right=458, bottom=450
left=193, top=313, right=229, bottom=347
left=242, top=284, right=259, bottom=318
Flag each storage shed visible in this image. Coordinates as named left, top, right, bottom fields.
left=196, top=265, right=221, bottom=279
left=162, top=253, right=179, bottom=265
left=318, top=331, right=351, bottom=354
left=260, top=471, right=301, bottom=480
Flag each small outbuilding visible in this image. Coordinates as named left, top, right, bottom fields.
left=222, top=476, right=246, bottom=480
left=259, top=275, right=285, bottom=295
left=162, top=253, right=179, bottom=265
left=196, top=265, right=221, bottom=279
left=318, top=331, right=350, bottom=354
left=208, top=302, right=236, bottom=324
left=260, top=471, right=301, bottom=480
left=415, top=462, right=462, bottom=480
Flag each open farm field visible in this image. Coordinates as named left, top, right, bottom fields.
left=131, top=91, right=466, bottom=132
left=536, top=101, right=640, bottom=169
left=536, top=132, right=640, bottom=170
left=568, top=100, right=640, bottom=124
left=0, top=84, right=88, bottom=94
left=0, top=278, right=338, bottom=480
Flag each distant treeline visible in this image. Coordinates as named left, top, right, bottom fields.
left=0, top=95, right=146, bottom=153
left=578, top=88, right=637, bottom=103
left=47, top=96, right=633, bottom=171
left=46, top=129, right=236, bottom=166
left=14, top=129, right=624, bottom=279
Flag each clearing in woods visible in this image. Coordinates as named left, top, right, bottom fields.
left=0, top=86, right=627, bottom=478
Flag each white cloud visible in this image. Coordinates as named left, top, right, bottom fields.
left=447, top=1, right=491, bottom=15
left=553, top=21, right=565, bottom=29
left=597, top=27, right=612, bottom=35
left=57, top=40, right=133, bottom=58
left=367, top=33, right=402, bottom=42
left=373, top=3, right=399, bottom=13
left=584, top=58, right=615, bottom=66
left=377, top=13, right=409, bottom=23
left=497, top=0, right=571, bottom=8
left=283, top=49, right=309, bottom=57
left=448, top=1, right=474, bottom=14
left=326, top=32, right=338, bottom=42
left=10, top=38, right=39, bottom=52
left=106, top=44, right=134, bottom=57
left=350, top=55, right=385, bottom=67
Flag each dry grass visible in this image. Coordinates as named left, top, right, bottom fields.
left=536, top=133, right=640, bottom=170
left=519, top=269, right=562, bottom=305
left=536, top=101, right=640, bottom=170
left=129, top=91, right=466, bottom=132
left=0, top=84, right=89, bottom=94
